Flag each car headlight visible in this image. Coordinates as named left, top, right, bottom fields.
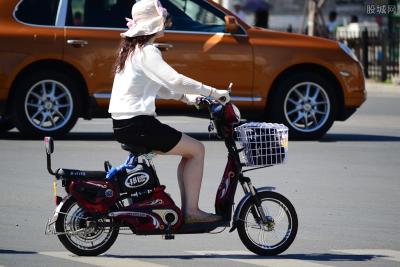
left=339, top=42, right=359, bottom=62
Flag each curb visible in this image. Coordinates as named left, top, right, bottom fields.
left=365, top=80, right=400, bottom=94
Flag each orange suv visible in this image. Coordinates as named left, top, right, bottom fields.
left=0, top=0, right=366, bottom=139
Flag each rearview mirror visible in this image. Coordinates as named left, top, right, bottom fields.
left=44, top=136, right=54, bottom=154
left=224, top=15, right=239, bottom=34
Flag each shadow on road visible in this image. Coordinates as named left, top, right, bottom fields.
left=104, top=252, right=383, bottom=262
left=0, top=249, right=388, bottom=263
left=320, top=133, right=400, bottom=142
left=0, top=249, right=37, bottom=254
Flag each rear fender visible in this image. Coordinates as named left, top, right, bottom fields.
left=45, top=195, right=73, bottom=235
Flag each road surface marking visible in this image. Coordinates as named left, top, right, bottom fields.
left=187, top=250, right=334, bottom=267
left=334, top=249, right=400, bottom=263
left=39, top=251, right=169, bottom=267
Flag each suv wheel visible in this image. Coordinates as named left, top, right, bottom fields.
left=12, top=70, right=80, bottom=137
left=268, top=72, right=336, bottom=140
left=0, top=116, right=15, bottom=132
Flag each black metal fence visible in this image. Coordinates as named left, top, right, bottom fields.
left=337, top=29, right=400, bottom=81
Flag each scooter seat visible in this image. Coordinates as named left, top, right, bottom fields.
left=121, top=143, right=151, bottom=156
left=56, top=168, right=106, bottom=180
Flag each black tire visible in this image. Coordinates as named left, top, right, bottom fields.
left=12, top=70, right=81, bottom=137
left=268, top=72, right=336, bottom=140
left=0, top=116, right=14, bottom=132
left=237, top=191, right=298, bottom=256
left=55, top=197, right=119, bottom=256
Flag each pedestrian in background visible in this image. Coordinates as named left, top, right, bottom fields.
left=243, top=0, right=271, bottom=28
left=233, top=1, right=247, bottom=23
left=327, top=10, right=339, bottom=38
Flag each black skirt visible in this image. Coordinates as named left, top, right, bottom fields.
left=112, top=115, right=182, bottom=153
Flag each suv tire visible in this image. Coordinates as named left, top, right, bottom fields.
left=12, top=70, right=80, bottom=137
left=268, top=72, right=336, bottom=140
left=0, top=116, right=15, bottom=132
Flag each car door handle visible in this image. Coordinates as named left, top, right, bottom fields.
left=154, top=43, right=173, bottom=51
left=67, top=39, right=88, bottom=48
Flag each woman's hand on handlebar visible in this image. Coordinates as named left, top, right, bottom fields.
left=181, top=94, right=201, bottom=106
left=210, top=89, right=231, bottom=104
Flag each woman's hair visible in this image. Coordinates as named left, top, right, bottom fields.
left=114, top=34, right=156, bottom=74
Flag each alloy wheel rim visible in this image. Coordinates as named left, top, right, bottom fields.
left=64, top=202, right=114, bottom=251
left=24, top=80, right=73, bottom=131
left=284, top=82, right=330, bottom=133
left=244, top=198, right=293, bottom=249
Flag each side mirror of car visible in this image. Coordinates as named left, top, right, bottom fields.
left=225, top=15, right=239, bottom=34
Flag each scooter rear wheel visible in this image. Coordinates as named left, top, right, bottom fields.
left=55, top=197, right=119, bottom=256
left=237, top=191, right=298, bottom=256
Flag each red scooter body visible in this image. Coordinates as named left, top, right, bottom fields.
left=69, top=180, right=119, bottom=213
left=215, top=154, right=239, bottom=220
left=109, top=186, right=183, bottom=234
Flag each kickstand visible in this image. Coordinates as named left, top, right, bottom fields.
left=163, top=223, right=174, bottom=240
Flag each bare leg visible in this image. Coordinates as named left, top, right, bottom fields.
left=159, top=133, right=221, bottom=222
left=163, top=133, right=204, bottom=215
left=177, top=157, right=187, bottom=211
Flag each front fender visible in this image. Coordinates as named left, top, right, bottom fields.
left=229, top=186, right=275, bottom=233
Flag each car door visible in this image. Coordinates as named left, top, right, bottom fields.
left=63, top=0, right=131, bottom=109
left=157, top=0, right=254, bottom=108
left=63, top=0, right=253, bottom=110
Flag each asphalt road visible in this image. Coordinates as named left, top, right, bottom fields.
left=0, top=82, right=400, bottom=267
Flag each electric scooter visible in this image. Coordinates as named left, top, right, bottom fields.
left=45, top=89, right=298, bottom=256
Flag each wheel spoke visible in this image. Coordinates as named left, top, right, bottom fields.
left=311, top=88, right=320, bottom=101
left=27, top=103, right=42, bottom=108
left=41, top=83, right=47, bottom=96
left=39, top=114, right=48, bottom=127
left=53, top=110, right=65, bottom=120
left=50, top=83, right=56, bottom=97
left=31, top=110, right=42, bottom=120
left=294, top=88, right=304, bottom=100
left=293, top=113, right=304, bottom=124
left=287, top=98, right=299, bottom=106
left=310, top=111, right=318, bottom=124
left=304, top=113, right=309, bottom=128
left=55, top=92, right=67, bottom=100
left=305, top=83, right=311, bottom=99
left=30, top=92, right=42, bottom=100
left=48, top=114, right=56, bottom=127
left=314, top=110, right=326, bottom=115
left=273, top=207, right=286, bottom=223
left=57, top=103, right=71, bottom=109
left=287, top=107, right=301, bottom=116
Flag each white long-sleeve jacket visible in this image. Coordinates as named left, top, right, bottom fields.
left=109, top=44, right=214, bottom=120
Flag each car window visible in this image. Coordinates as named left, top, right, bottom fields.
left=160, top=0, right=243, bottom=34
left=66, top=0, right=132, bottom=28
left=15, top=0, right=60, bottom=26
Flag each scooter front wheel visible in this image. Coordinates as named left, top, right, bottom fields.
left=237, top=191, right=298, bottom=256
left=55, top=197, right=119, bottom=256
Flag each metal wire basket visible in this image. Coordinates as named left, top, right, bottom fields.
left=234, top=122, right=289, bottom=166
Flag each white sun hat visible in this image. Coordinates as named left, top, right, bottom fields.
left=121, top=0, right=168, bottom=38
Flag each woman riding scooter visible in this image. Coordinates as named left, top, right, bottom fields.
left=109, top=0, right=230, bottom=224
